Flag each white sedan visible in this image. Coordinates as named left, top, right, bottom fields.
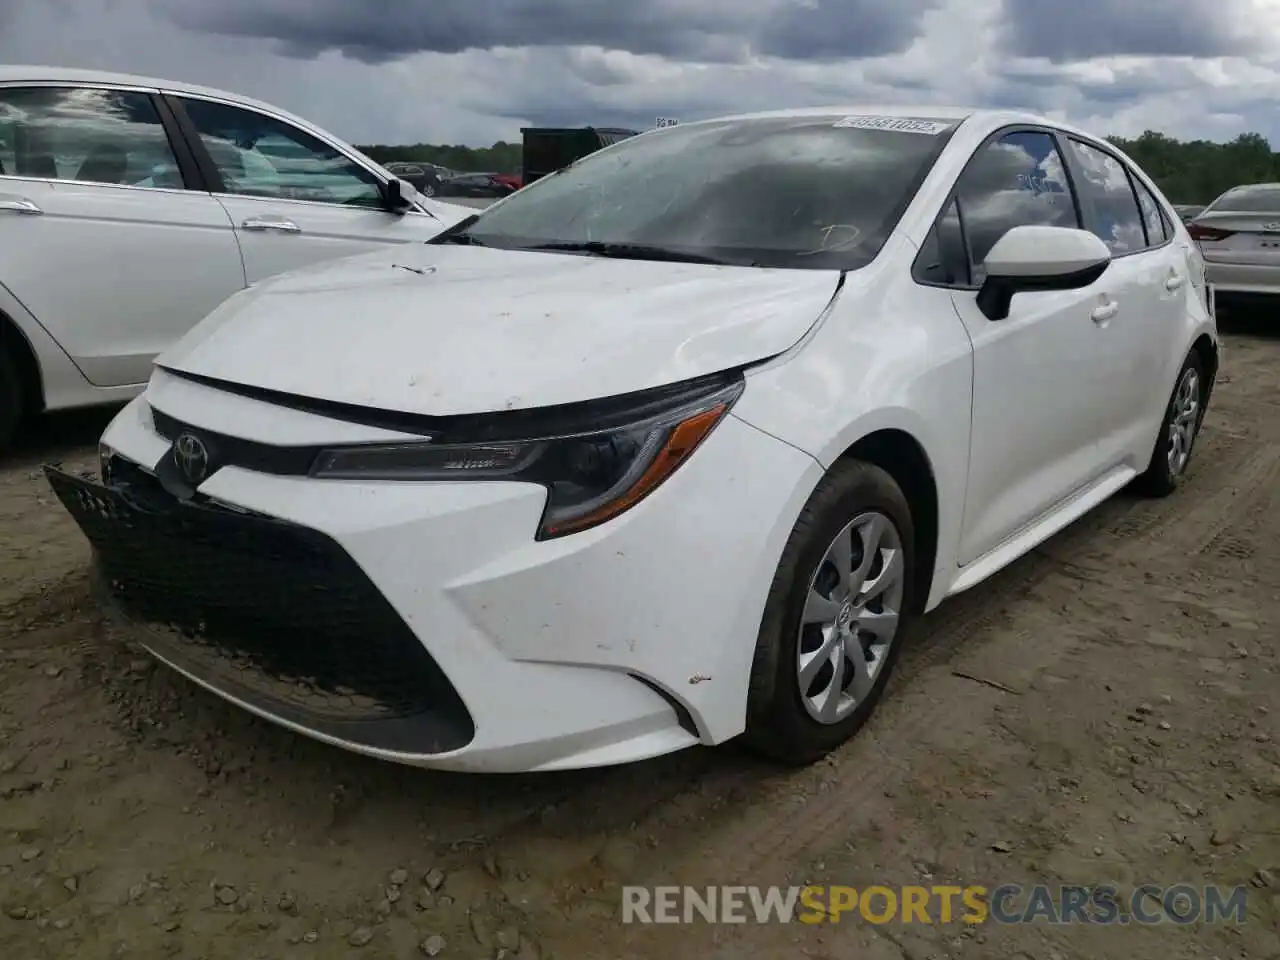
left=47, top=106, right=1217, bottom=773
left=0, top=66, right=471, bottom=448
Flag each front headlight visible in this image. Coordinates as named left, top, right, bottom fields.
left=310, top=377, right=744, bottom=539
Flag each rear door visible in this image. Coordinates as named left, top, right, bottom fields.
left=1058, top=135, right=1179, bottom=470
left=1188, top=183, right=1280, bottom=291
left=164, top=94, right=447, bottom=283
left=0, top=83, right=244, bottom=386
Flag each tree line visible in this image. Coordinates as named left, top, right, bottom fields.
left=358, top=130, right=1280, bottom=204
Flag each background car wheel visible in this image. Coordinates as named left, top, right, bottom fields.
left=744, top=460, right=917, bottom=765
left=423, top=182, right=436, bottom=197
left=0, top=343, right=23, bottom=452
left=1135, top=350, right=1206, bottom=498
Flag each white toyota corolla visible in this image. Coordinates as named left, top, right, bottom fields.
left=48, top=107, right=1217, bottom=773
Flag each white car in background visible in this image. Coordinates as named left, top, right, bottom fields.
left=49, top=106, right=1217, bottom=773
left=1187, top=182, right=1280, bottom=305
left=0, top=66, right=472, bottom=448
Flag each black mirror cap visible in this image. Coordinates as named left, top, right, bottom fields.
left=976, top=259, right=1110, bottom=321
left=381, top=178, right=412, bottom=213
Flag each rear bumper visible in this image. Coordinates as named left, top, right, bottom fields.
left=1203, top=260, right=1280, bottom=296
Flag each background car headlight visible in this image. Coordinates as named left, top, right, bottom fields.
left=310, top=378, right=744, bottom=539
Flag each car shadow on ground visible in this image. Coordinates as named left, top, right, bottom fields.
left=1217, top=302, right=1279, bottom=337
left=2, top=403, right=121, bottom=471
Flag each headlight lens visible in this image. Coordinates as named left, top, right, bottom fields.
left=311, top=379, right=744, bottom=539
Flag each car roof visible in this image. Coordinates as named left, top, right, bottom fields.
left=0, top=65, right=311, bottom=129
left=667, top=105, right=1101, bottom=141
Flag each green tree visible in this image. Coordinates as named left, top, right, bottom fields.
left=1108, top=130, right=1280, bottom=203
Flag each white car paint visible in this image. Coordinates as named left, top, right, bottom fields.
left=54, top=105, right=1217, bottom=773
left=158, top=246, right=843, bottom=414
left=0, top=66, right=472, bottom=438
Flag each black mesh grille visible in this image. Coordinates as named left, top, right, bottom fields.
left=45, top=464, right=474, bottom=753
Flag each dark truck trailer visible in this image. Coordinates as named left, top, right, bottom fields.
left=520, top=126, right=640, bottom=185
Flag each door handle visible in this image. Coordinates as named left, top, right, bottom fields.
left=1165, top=274, right=1185, bottom=291
left=1091, top=302, right=1119, bottom=323
left=241, top=216, right=301, bottom=233
left=0, top=196, right=42, bottom=215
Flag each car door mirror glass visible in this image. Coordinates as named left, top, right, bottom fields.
left=977, top=224, right=1111, bottom=321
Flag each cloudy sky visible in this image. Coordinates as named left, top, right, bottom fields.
left=0, top=0, right=1277, bottom=147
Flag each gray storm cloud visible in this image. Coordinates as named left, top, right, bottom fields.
left=999, top=0, right=1261, bottom=61
left=160, top=0, right=939, bottom=64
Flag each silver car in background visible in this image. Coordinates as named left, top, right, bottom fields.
left=1187, top=183, right=1280, bottom=304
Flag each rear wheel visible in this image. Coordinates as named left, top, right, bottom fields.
left=744, top=460, right=916, bottom=765
left=1135, top=350, right=1205, bottom=497
left=0, top=343, right=23, bottom=452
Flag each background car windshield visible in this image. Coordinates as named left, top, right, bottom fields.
left=463, top=116, right=957, bottom=268
left=1207, top=184, right=1280, bottom=212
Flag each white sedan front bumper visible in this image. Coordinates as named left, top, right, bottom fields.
left=51, top=384, right=821, bottom=773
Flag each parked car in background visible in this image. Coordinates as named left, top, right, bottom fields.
left=0, top=66, right=472, bottom=449
left=491, top=173, right=522, bottom=191
left=1173, top=204, right=1204, bottom=223
left=1187, top=182, right=1280, bottom=305
left=520, top=126, right=640, bottom=185
left=383, top=161, right=447, bottom=196
left=440, top=171, right=516, bottom=198
left=49, top=106, right=1216, bottom=773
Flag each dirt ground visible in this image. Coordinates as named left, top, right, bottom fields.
left=1, top=313, right=1278, bottom=960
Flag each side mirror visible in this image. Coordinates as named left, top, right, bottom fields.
left=379, top=177, right=418, bottom=214
left=976, top=225, right=1112, bottom=321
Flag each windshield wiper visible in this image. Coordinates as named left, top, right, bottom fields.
left=525, top=241, right=733, bottom=266
left=428, top=214, right=484, bottom=246
left=434, top=232, right=488, bottom=246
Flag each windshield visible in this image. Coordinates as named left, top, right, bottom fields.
left=1207, top=184, right=1280, bottom=213
left=453, top=115, right=959, bottom=269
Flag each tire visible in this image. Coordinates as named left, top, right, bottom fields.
left=743, top=459, right=917, bottom=765
left=1134, top=350, right=1206, bottom=498
left=0, top=343, right=22, bottom=453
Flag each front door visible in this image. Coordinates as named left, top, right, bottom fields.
left=0, top=85, right=245, bottom=386
left=946, top=129, right=1120, bottom=565
left=167, top=95, right=446, bottom=283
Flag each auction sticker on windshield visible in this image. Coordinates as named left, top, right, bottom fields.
left=833, top=116, right=953, bottom=134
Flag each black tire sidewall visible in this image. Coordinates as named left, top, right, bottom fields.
left=746, top=461, right=917, bottom=763
left=0, top=344, right=22, bottom=450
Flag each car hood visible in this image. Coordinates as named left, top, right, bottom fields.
left=157, top=244, right=841, bottom=416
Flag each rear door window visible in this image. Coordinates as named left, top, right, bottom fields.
left=1064, top=138, right=1146, bottom=255
left=0, top=86, right=183, bottom=188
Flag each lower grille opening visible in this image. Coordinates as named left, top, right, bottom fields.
left=47, top=464, right=475, bottom=755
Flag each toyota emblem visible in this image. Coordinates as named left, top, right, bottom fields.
left=172, top=433, right=210, bottom=484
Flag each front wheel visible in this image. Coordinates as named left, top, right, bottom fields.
left=1135, top=351, right=1205, bottom=497
left=743, top=460, right=916, bottom=765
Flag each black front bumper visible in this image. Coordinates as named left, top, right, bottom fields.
left=46, top=463, right=475, bottom=755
